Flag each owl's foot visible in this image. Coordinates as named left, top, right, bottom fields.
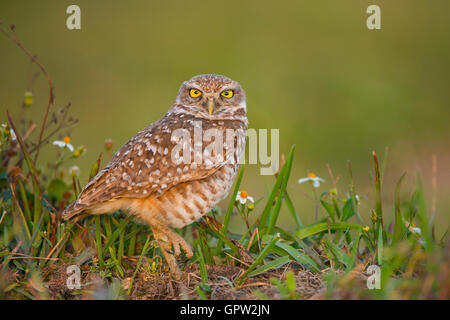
left=150, top=221, right=193, bottom=277
left=156, top=229, right=193, bottom=258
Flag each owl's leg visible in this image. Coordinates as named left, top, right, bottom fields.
left=149, top=218, right=193, bottom=276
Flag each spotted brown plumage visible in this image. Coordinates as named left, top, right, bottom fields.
left=62, top=74, right=247, bottom=275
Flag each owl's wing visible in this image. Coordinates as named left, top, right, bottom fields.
left=63, top=114, right=244, bottom=218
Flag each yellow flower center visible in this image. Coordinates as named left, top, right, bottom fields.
left=363, top=226, right=370, bottom=232
left=411, top=223, right=416, bottom=228
left=308, top=172, right=317, bottom=179
left=240, top=190, right=248, bottom=199
left=63, top=136, right=71, bottom=144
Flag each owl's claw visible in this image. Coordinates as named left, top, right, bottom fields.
left=151, top=224, right=193, bottom=276
left=154, top=229, right=193, bottom=258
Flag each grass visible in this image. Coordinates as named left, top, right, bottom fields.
left=0, top=24, right=449, bottom=300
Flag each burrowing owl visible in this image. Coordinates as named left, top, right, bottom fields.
left=63, top=74, right=247, bottom=274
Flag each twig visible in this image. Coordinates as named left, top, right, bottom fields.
left=46, top=235, right=66, bottom=260
left=0, top=210, right=6, bottom=226
left=224, top=251, right=251, bottom=267
left=0, top=24, right=55, bottom=164
left=9, top=256, right=59, bottom=261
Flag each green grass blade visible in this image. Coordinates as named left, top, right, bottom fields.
left=94, top=216, right=104, bottom=268
left=373, top=152, right=386, bottom=242
left=296, top=222, right=364, bottom=240
left=258, top=166, right=285, bottom=230
left=127, top=235, right=151, bottom=296
left=17, top=179, right=32, bottom=224
left=320, top=200, right=335, bottom=222
left=248, top=255, right=290, bottom=277
left=236, top=233, right=280, bottom=285
left=283, top=191, right=303, bottom=228
left=102, top=216, right=133, bottom=257
left=267, top=145, right=295, bottom=234
left=215, top=164, right=245, bottom=255
left=323, top=238, right=352, bottom=269
left=377, top=224, right=383, bottom=265
left=347, top=230, right=362, bottom=271
left=197, top=244, right=209, bottom=284
left=393, top=172, right=407, bottom=244
left=127, top=223, right=138, bottom=257
left=275, top=241, right=321, bottom=272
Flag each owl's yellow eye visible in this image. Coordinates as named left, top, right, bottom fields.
left=189, top=89, right=202, bottom=98
left=221, top=90, right=234, bottom=98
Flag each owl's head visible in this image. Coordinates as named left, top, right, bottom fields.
left=174, top=74, right=246, bottom=119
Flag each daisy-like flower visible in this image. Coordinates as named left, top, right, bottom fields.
left=236, top=190, right=254, bottom=205
left=53, top=136, right=74, bottom=152
left=410, top=223, right=422, bottom=235
left=10, top=128, right=16, bottom=141
left=1, top=124, right=16, bottom=141
left=68, top=165, right=80, bottom=177
left=298, top=172, right=325, bottom=188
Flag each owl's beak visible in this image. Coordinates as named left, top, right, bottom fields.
left=207, top=98, right=215, bottom=115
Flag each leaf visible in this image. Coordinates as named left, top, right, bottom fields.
left=393, top=172, right=407, bottom=244
left=377, top=224, right=383, bottom=265
left=275, top=241, right=321, bottom=272
left=341, top=199, right=354, bottom=221
left=95, top=216, right=104, bottom=267
left=332, top=197, right=342, bottom=219
left=257, top=166, right=284, bottom=229
left=296, top=222, right=364, bottom=240
left=323, top=239, right=353, bottom=269
left=320, top=200, right=335, bottom=222
left=215, top=164, right=245, bottom=255
left=127, top=236, right=151, bottom=295
left=102, top=216, right=134, bottom=256
left=347, top=230, right=362, bottom=271
left=236, top=233, right=280, bottom=285
left=248, top=256, right=290, bottom=277
left=284, top=191, right=303, bottom=228
left=267, top=145, right=295, bottom=234
left=197, top=244, right=209, bottom=284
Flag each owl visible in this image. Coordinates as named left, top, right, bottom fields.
left=63, top=74, right=247, bottom=275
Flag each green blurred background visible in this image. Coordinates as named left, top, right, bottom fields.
left=1, top=1, right=449, bottom=232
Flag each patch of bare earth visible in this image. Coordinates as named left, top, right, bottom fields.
left=40, top=261, right=324, bottom=300
left=125, top=262, right=324, bottom=300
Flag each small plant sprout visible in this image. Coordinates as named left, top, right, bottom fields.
left=298, top=172, right=325, bottom=188
left=53, top=136, right=74, bottom=152
left=104, top=139, right=113, bottom=151
left=69, top=165, right=80, bottom=177
left=24, top=91, right=33, bottom=108
left=73, top=145, right=86, bottom=158
left=105, top=139, right=113, bottom=157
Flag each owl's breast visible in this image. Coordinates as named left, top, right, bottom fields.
left=138, top=164, right=238, bottom=228
left=127, top=120, right=246, bottom=228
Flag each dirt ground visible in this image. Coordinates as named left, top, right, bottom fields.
left=42, top=260, right=325, bottom=300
